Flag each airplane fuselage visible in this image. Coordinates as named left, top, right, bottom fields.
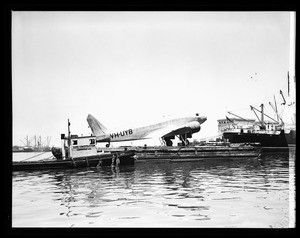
left=98, top=115, right=207, bottom=142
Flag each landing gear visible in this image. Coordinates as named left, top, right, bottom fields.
left=163, top=134, right=191, bottom=147
left=179, top=134, right=190, bottom=147
left=163, top=137, right=173, bottom=146
left=165, top=139, right=173, bottom=146
left=181, top=139, right=189, bottom=146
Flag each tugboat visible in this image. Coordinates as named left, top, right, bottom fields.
left=13, top=119, right=135, bottom=171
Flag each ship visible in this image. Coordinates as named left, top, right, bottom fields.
left=219, top=70, right=296, bottom=148
left=218, top=73, right=296, bottom=148
left=13, top=135, right=52, bottom=152
left=218, top=107, right=295, bottom=148
left=218, top=111, right=288, bottom=148
left=220, top=123, right=288, bottom=147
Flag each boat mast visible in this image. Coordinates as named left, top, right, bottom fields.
left=68, top=119, right=71, bottom=145
left=20, top=135, right=32, bottom=148
left=279, top=90, right=286, bottom=105
left=269, top=96, right=284, bottom=125
left=67, top=119, right=71, bottom=159
left=250, top=104, right=279, bottom=128
left=274, top=95, right=279, bottom=121
left=260, top=104, right=264, bottom=128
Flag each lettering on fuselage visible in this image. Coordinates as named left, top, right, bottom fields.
left=110, top=129, right=133, bottom=139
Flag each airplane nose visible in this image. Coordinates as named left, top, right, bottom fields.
left=198, top=116, right=207, bottom=123
left=196, top=113, right=206, bottom=121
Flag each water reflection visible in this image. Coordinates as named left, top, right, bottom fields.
left=12, top=151, right=291, bottom=227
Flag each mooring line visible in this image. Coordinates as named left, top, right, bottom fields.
left=42, top=155, right=55, bottom=161
left=21, top=151, right=49, bottom=161
left=169, top=146, right=184, bottom=162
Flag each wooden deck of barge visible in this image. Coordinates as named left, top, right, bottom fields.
left=104, top=145, right=261, bottom=162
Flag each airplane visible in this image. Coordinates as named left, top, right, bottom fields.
left=86, top=113, right=207, bottom=147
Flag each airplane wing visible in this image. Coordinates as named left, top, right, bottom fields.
left=145, top=124, right=179, bottom=139
left=146, top=121, right=201, bottom=139
left=162, top=126, right=193, bottom=138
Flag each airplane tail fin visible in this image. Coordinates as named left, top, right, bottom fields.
left=87, top=114, right=109, bottom=136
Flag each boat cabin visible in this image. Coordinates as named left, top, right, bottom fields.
left=66, top=135, right=98, bottom=159
left=217, top=118, right=256, bottom=134
left=218, top=118, right=282, bottom=135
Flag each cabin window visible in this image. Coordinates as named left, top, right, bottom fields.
left=72, top=140, right=78, bottom=145
left=90, top=139, right=95, bottom=145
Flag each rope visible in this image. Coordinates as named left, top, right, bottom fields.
left=176, top=146, right=183, bottom=155
left=42, top=155, right=55, bottom=161
left=21, top=151, right=49, bottom=161
left=169, top=146, right=184, bottom=162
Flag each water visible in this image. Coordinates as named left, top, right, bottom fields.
left=12, top=149, right=295, bottom=228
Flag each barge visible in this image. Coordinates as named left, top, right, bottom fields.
left=103, top=144, right=261, bottom=162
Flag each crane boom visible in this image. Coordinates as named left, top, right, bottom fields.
left=227, top=111, right=247, bottom=121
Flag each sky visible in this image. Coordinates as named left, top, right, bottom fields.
left=12, top=11, right=295, bottom=147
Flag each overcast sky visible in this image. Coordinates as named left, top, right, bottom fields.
left=12, top=11, right=295, bottom=147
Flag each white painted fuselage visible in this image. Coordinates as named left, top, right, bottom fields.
left=87, top=114, right=207, bottom=143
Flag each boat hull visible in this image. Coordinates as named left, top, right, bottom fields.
left=13, top=152, right=135, bottom=171
left=223, top=130, right=288, bottom=147
left=285, top=129, right=296, bottom=146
